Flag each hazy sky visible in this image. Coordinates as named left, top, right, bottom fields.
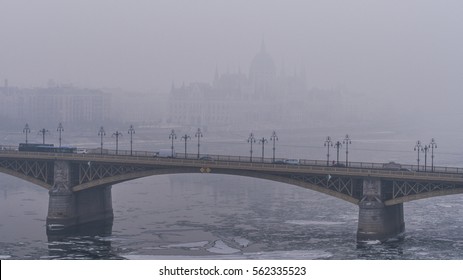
left=1, top=0, right=462, bottom=106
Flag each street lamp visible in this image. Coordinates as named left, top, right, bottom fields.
left=334, top=141, right=342, bottom=165
left=429, top=138, right=437, bottom=172
left=169, top=129, right=177, bottom=158
left=98, top=126, right=106, bottom=155
left=195, top=128, right=203, bottom=159
left=343, top=134, right=351, bottom=166
left=181, top=134, right=191, bottom=159
left=112, top=131, right=123, bottom=155
left=414, top=140, right=424, bottom=171
left=270, top=131, right=278, bottom=163
left=57, top=123, right=64, bottom=147
left=23, top=123, right=31, bottom=144
left=259, top=137, right=268, bottom=162
left=423, top=145, right=430, bottom=172
left=128, top=125, right=135, bottom=156
left=324, top=136, right=333, bottom=166
left=38, top=128, right=49, bottom=144
left=247, top=133, right=256, bottom=162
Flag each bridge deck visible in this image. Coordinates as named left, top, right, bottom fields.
left=1, top=149, right=462, bottom=184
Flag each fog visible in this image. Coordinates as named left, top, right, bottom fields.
left=1, top=0, right=463, bottom=131
left=4, top=1, right=463, bottom=263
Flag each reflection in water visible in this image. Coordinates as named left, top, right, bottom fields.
left=356, top=240, right=404, bottom=259
left=47, top=220, right=123, bottom=259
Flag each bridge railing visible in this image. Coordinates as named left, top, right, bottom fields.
left=173, top=152, right=463, bottom=174
left=3, top=144, right=463, bottom=175
left=175, top=152, right=291, bottom=164
left=297, top=159, right=463, bottom=174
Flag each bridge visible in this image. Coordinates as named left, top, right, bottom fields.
left=1, top=147, right=463, bottom=242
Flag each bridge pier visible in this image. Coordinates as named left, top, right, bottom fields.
left=74, top=185, right=114, bottom=227
left=46, top=161, right=113, bottom=233
left=357, top=178, right=405, bottom=242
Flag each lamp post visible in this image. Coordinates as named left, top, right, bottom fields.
left=23, top=123, right=31, bottom=144
left=343, top=134, right=351, bottom=166
left=324, top=136, right=333, bottom=166
left=259, top=137, right=268, bottom=162
left=270, top=131, right=278, bottom=163
left=112, top=131, right=122, bottom=155
left=38, top=128, right=49, bottom=144
left=334, top=141, right=342, bottom=165
left=98, top=126, right=105, bottom=155
left=128, top=125, right=135, bottom=156
left=423, top=145, right=430, bottom=172
left=57, top=123, right=64, bottom=147
left=181, top=134, right=191, bottom=159
left=429, top=138, right=437, bottom=172
left=414, top=140, right=423, bottom=171
left=169, top=129, right=177, bottom=158
left=195, top=128, right=203, bottom=159
left=247, top=133, right=256, bottom=162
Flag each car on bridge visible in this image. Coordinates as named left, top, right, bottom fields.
left=382, top=161, right=412, bottom=171
left=199, top=156, right=214, bottom=161
left=76, top=148, right=88, bottom=154
left=382, top=161, right=401, bottom=170
left=155, top=149, right=176, bottom=158
left=274, top=159, right=300, bottom=165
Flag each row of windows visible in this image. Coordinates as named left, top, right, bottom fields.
left=0, top=93, right=110, bottom=122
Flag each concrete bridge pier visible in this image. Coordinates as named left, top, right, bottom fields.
left=75, top=184, right=114, bottom=227
left=357, top=178, right=405, bottom=242
left=46, top=161, right=113, bottom=233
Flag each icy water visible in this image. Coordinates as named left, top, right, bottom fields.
left=1, top=173, right=462, bottom=260
left=1, top=128, right=463, bottom=259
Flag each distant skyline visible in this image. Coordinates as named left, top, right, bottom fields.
left=1, top=0, right=462, bottom=113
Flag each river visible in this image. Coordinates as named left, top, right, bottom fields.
left=1, top=126, right=462, bottom=259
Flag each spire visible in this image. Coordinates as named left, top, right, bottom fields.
left=280, top=59, right=286, bottom=77
left=214, top=66, right=219, bottom=82
left=300, top=63, right=307, bottom=78
left=300, top=62, right=307, bottom=87
left=213, top=66, right=219, bottom=87
left=260, top=38, right=266, bottom=53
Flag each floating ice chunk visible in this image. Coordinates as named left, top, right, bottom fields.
left=207, top=240, right=240, bottom=254
left=165, top=241, right=209, bottom=248
left=285, top=220, right=345, bottom=226
left=122, top=249, right=332, bottom=260
left=361, top=240, right=382, bottom=245
left=233, top=237, right=251, bottom=247
left=436, top=204, right=453, bottom=208
left=243, top=250, right=332, bottom=259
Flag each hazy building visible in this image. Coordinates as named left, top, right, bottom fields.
left=168, top=43, right=384, bottom=130
left=0, top=83, right=111, bottom=127
left=168, top=44, right=310, bottom=129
